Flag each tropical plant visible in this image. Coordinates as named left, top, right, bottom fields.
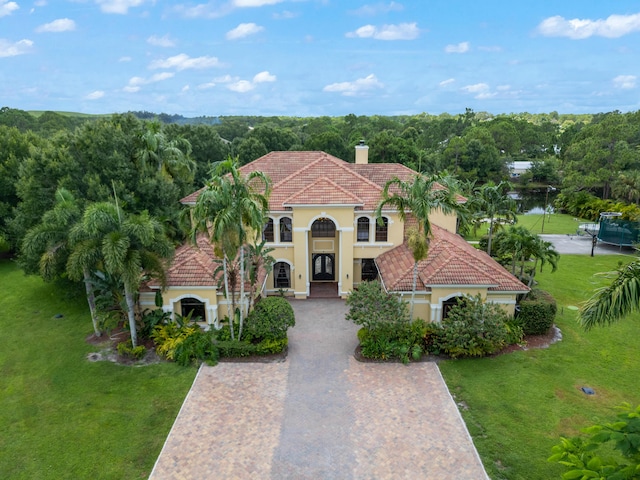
left=469, top=181, right=517, bottom=256
left=437, top=294, right=514, bottom=358
left=375, top=173, right=460, bottom=319
left=21, top=188, right=105, bottom=337
left=190, top=157, right=270, bottom=340
left=548, top=403, right=640, bottom=479
left=579, top=260, right=640, bottom=330
left=136, top=121, right=195, bottom=182
left=69, top=199, right=173, bottom=347
left=244, top=296, right=295, bottom=341
left=245, top=239, right=275, bottom=314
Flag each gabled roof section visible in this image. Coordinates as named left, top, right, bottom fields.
left=283, top=176, right=364, bottom=206
left=376, top=225, right=529, bottom=293
left=149, top=235, right=219, bottom=287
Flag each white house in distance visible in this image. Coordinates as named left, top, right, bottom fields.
left=142, top=144, right=529, bottom=325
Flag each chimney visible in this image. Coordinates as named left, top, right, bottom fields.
left=355, top=139, right=369, bottom=164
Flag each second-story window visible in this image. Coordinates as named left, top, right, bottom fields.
left=357, top=217, right=369, bottom=242
left=262, top=218, right=274, bottom=242
left=375, top=217, right=388, bottom=242
left=280, top=217, right=292, bottom=242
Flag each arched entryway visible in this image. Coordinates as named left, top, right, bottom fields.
left=309, top=217, right=338, bottom=297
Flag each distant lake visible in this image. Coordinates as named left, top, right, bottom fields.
left=509, top=188, right=559, bottom=214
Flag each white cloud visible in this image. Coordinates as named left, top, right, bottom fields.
left=478, top=45, right=502, bottom=52
left=350, top=2, right=404, bottom=16
left=233, top=0, right=283, bottom=6
left=95, top=0, right=147, bottom=14
left=147, top=34, right=175, bottom=47
left=253, top=70, right=276, bottom=83
left=119, top=56, right=132, bottom=62
left=36, top=18, right=76, bottom=33
left=149, top=53, right=222, bottom=70
left=273, top=10, right=297, bottom=20
left=613, top=75, right=637, bottom=89
left=537, top=13, right=640, bottom=39
left=439, top=78, right=455, bottom=87
left=200, top=71, right=275, bottom=92
left=323, top=73, right=384, bottom=96
left=85, top=90, right=105, bottom=100
left=461, top=83, right=489, bottom=94
left=444, top=41, right=469, bottom=53
left=0, top=39, right=34, bottom=57
left=496, top=84, right=511, bottom=91
left=182, top=85, right=190, bottom=92
left=124, top=72, right=175, bottom=92
left=346, top=22, right=420, bottom=40
left=226, top=22, right=264, bottom=40
left=228, top=80, right=254, bottom=92
left=0, top=0, right=18, bottom=17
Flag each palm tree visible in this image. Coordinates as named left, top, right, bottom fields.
left=70, top=200, right=173, bottom=347
left=527, top=237, right=559, bottom=287
left=470, top=181, right=517, bottom=256
left=136, top=121, right=195, bottom=182
left=375, top=173, right=460, bottom=319
left=191, top=157, right=270, bottom=339
left=21, top=189, right=103, bottom=337
left=245, top=239, right=275, bottom=314
left=579, top=260, right=640, bottom=330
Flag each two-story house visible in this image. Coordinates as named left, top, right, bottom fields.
left=143, top=145, right=528, bottom=325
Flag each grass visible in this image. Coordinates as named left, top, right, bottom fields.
left=439, top=252, right=640, bottom=480
left=464, top=213, right=590, bottom=241
left=0, top=260, right=196, bottom=479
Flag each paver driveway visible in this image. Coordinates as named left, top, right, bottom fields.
left=149, top=299, right=488, bottom=479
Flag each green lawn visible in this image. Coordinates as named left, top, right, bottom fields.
left=0, top=260, right=196, bottom=479
left=439, top=252, right=640, bottom=480
left=465, top=213, right=590, bottom=241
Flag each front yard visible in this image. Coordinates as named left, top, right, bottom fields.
left=439, top=253, right=640, bottom=479
left=0, top=260, right=196, bottom=479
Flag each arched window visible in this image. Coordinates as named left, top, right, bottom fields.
left=279, top=217, right=292, bottom=242
left=273, top=262, right=291, bottom=289
left=262, top=218, right=274, bottom=242
left=375, top=217, right=388, bottom=242
left=180, top=297, right=206, bottom=322
left=357, top=217, right=370, bottom=242
left=442, top=296, right=464, bottom=320
left=311, top=218, right=336, bottom=238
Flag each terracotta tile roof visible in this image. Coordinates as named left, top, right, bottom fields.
left=283, top=176, right=364, bottom=206
left=180, top=151, right=466, bottom=209
left=148, top=235, right=266, bottom=289
left=376, top=225, right=529, bottom=293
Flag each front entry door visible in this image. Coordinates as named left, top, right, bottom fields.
left=312, top=253, right=335, bottom=281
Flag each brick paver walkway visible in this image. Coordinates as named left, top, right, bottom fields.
left=149, top=299, right=488, bottom=479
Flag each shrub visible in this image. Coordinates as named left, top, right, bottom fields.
left=245, top=296, right=295, bottom=341
left=255, top=338, right=288, bottom=355
left=152, top=322, right=198, bottom=360
left=437, top=295, right=511, bottom=358
left=138, top=308, right=171, bottom=339
left=116, top=340, right=147, bottom=360
left=346, top=281, right=410, bottom=329
left=518, top=289, right=557, bottom=335
left=173, top=329, right=219, bottom=367
left=359, top=319, right=428, bottom=364
left=216, top=340, right=257, bottom=358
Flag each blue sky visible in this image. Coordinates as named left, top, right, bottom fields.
left=2, top=0, right=639, bottom=117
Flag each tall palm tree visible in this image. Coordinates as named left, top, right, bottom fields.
left=136, top=121, right=195, bottom=182
left=527, top=237, right=559, bottom=287
left=191, top=157, right=270, bottom=339
left=21, top=189, right=103, bottom=337
left=375, top=173, right=460, bottom=319
left=579, top=260, right=640, bottom=330
left=470, top=181, right=517, bottom=256
left=70, top=201, right=173, bottom=347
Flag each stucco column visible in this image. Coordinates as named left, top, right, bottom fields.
left=293, top=227, right=308, bottom=299
left=340, top=226, right=355, bottom=297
